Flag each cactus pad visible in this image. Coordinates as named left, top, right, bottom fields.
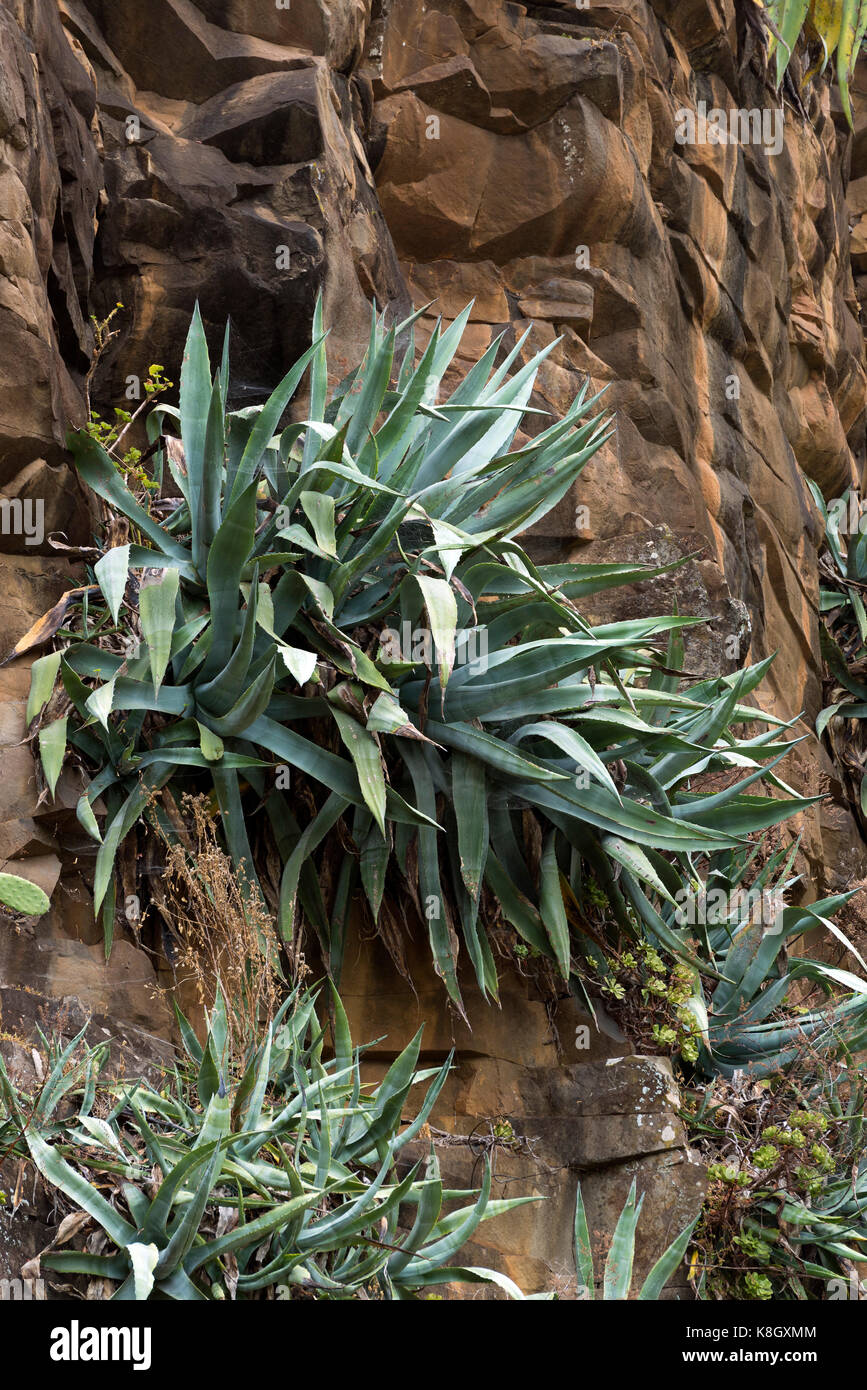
left=0, top=872, right=51, bottom=916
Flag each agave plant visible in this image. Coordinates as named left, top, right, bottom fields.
left=801, top=479, right=867, bottom=831
left=758, top=0, right=867, bottom=125
left=0, top=983, right=536, bottom=1300
left=573, top=1179, right=697, bottom=1300
left=15, top=299, right=838, bottom=1010
left=699, top=891, right=867, bottom=1079
left=637, top=829, right=867, bottom=1079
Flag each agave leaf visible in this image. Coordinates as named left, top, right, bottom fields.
left=603, top=1178, right=643, bottom=1300
left=519, top=777, right=740, bottom=854
left=210, top=764, right=255, bottom=887
left=298, top=1143, right=415, bottom=1248
left=228, top=338, right=324, bottom=505
left=94, top=775, right=168, bottom=922
left=38, top=715, right=67, bottom=797
left=84, top=676, right=117, bottom=732
left=111, top=677, right=191, bottom=716
left=451, top=752, right=487, bottom=904
left=278, top=522, right=335, bottom=562
left=392, top=1055, right=455, bottom=1155
left=344, top=327, right=395, bottom=459
left=197, top=372, right=226, bottom=565
left=173, top=999, right=204, bottom=1066
left=140, top=1137, right=225, bottom=1246
left=42, top=1251, right=130, bottom=1280
left=156, top=1096, right=232, bottom=1276
left=139, top=568, right=180, bottom=694
left=412, top=340, right=555, bottom=494
left=601, top=834, right=678, bottom=905
left=672, top=747, right=799, bottom=820
left=246, top=715, right=438, bottom=828
left=367, top=690, right=429, bottom=739
left=26, top=651, right=61, bottom=725
left=204, top=654, right=276, bottom=738
left=540, top=833, right=570, bottom=977
left=278, top=644, right=318, bottom=686
left=68, top=431, right=193, bottom=569
left=94, top=545, right=131, bottom=625
left=773, top=0, right=811, bottom=82
left=299, top=490, right=338, bottom=557
left=13, top=1110, right=137, bottom=1249
left=364, top=330, right=441, bottom=480
left=278, top=792, right=348, bottom=939
left=415, top=573, right=458, bottom=695
left=574, top=1183, right=595, bottom=1297
left=680, top=791, right=821, bottom=839
left=458, top=1268, right=531, bottom=1299
left=837, top=0, right=859, bottom=127
left=388, top=1150, right=443, bottom=1276
left=179, top=303, right=212, bottom=531
left=484, top=853, right=550, bottom=955
left=199, top=482, right=258, bottom=682
left=330, top=707, right=386, bottom=836
left=301, top=295, right=328, bottom=471
left=127, top=1241, right=159, bottom=1300
left=195, top=720, right=224, bottom=762
left=399, top=743, right=463, bottom=1008
left=359, top=819, right=390, bottom=920
left=818, top=701, right=867, bottom=734
left=426, top=718, right=569, bottom=783
left=75, top=765, right=116, bottom=844
left=407, top=1159, right=493, bottom=1267
left=510, top=720, right=621, bottom=800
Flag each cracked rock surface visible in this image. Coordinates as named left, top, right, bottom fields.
left=1, top=0, right=866, bottom=1293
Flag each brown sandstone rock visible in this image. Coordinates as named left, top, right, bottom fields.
left=0, top=1, right=99, bottom=478
left=2, top=0, right=867, bottom=1298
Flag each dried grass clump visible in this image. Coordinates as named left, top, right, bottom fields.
left=159, top=795, right=284, bottom=1066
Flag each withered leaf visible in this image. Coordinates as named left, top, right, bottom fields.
left=0, top=586, right=98, bottom=667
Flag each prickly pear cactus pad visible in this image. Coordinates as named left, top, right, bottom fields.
left=0, top=872, right=51, bottom=917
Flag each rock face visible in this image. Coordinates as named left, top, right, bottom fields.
left=60, top=0, right=408, bottom=405
left=0, top=0, right=865, bottom=1295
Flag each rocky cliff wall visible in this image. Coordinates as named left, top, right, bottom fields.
left=364, top=0, right=867, bottom=890
left=0, top=0, right=865, bottom=1295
